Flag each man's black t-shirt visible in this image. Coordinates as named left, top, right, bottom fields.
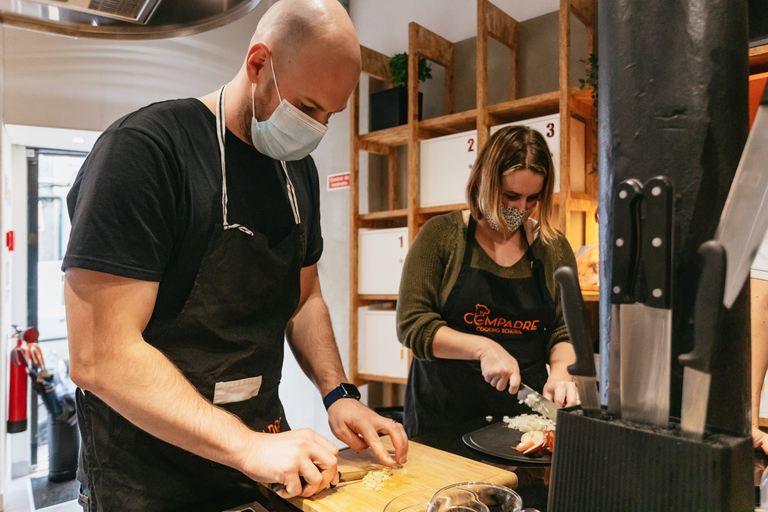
left=63, top=98, right=323, bottom=338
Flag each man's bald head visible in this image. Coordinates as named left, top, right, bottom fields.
left=251, top=0, right=360, bottom=72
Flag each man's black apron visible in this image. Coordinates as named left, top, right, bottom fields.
left=404, top=216, right=556, bottom=438
left=76, top=86, right=306, bottom=512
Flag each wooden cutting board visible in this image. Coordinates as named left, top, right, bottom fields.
left=286, top=436, right=518, bottom=512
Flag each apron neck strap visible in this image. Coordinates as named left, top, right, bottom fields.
left=215, top=86, right=301, bottom=234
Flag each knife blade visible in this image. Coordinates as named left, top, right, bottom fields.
left=715, top=81, right=768, bottom=308
left=518, top=382, right=559, bottom=422
left=337, top=470, right=371, bottom=483
left=678, top=240, right=726, bottom=439
left=621, top=176, right=674, bottom=427
left=609, top=178, right=643, bottom=417
left=271, top=469, right=374, bottom=492
left=554, top=266, right=601, bottom=418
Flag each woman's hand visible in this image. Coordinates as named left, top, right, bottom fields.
left=477, top=341, right=521, bottom=394
left=542, top=376, right=579, bottom=407
left=545, top=342, right=579, bottom=407
left=754, top=425, right=768, bottom=455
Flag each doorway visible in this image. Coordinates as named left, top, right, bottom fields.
left=26, top=148, right=85, bottom=467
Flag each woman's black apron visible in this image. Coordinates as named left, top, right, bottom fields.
left=76, top=86, right=307, bottom=512
left=404, top=216, right=556, bottom=438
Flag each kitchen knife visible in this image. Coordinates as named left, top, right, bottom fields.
left=609, top=178, right=643, bottom=417
left=608, top=178, right=643, bottom=416
left=518, top=383, right=559, bottom=422
left=271, top=469, right=373, bottom=492
left=554, top=266, right=601, bottom=418
left=621, top=176, right=674, bottom=427
left=715, top=81, right=768, bottom=309
left=678, top=241, right=726, bottom=439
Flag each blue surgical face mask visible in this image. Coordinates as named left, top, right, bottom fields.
left=250, top=58, right=328, bottom=161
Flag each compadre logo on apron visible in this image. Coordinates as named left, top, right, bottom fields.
left=462, top=303, right=542, bottom=335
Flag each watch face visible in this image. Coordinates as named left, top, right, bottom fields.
left=340, top=383, right=361, bottom=400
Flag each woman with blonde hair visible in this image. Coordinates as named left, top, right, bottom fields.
left=397, top=125, right=580, bottom=438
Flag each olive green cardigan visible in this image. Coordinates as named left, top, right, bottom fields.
left=396, top=210, right=578, bottom=360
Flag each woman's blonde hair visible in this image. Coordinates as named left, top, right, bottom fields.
left=465, top=125, right=557, bottom=244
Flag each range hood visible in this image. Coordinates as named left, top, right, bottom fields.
left=0, top=0, right=265, bottom=39
left=31, top=0, right=162, bottom=24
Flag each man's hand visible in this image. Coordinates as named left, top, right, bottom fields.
left=327, top=399, right=408, bottom=466
left=477, top=340, right=521, bottom=394
left=241, top=428, right=340, bottom=499
left=543, top=377, right=579, bottom=408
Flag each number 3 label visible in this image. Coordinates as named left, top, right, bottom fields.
left=546, top=123, right=555, bottom=138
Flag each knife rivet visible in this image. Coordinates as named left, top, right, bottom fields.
left=613, top=286, right=621, bottom=294
left=653, top=288, right=663, bottom=298
left=652, top=186, right=662, bottom=196
left=619, top=190, right=628, bottom=199
left=652, top=237, right=662, bottom=247
left=615, top=238, right=624, bottom=247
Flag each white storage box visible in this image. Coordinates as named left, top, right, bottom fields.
left=359, top=310, right=408, bottom=379
left=491, top=113, right=561, bottom=192
left=358, top=227, right=408, bottom=295
left=419, top=130, right=478, bottom=207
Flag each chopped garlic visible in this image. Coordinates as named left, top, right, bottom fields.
left=361, top=467, right=393, bottom=491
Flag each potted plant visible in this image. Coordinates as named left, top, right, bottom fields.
left=370, top=52, right=432, bottom=132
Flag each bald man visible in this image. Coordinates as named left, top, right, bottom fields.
left=63, top=1, right=407, bottom=510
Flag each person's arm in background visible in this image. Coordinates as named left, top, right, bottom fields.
left=540, top=234, right=580, bottom=407
left=65, top=268, right=339, bottom=499
left=285, top=264, right=408, bottom=466
left=752, top=277, right=768, bottom=454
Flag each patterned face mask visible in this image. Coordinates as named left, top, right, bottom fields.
left=487, top=205, right=534, bottom=233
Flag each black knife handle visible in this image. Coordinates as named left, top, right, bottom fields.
left=678, top=241, right=726, bottom=373
left=555, top=266, right=596, bottom=378
left=610, top=179, right=643, bottom=304
left=639, top=176, right=674, bottom=309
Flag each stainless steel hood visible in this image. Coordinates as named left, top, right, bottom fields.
left=0, top=0, right=264, bottom=39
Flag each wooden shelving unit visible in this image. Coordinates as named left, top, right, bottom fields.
left=349, top=0, right=598, bottom=389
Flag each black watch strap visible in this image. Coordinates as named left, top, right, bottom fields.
left=323, top=383, right=361, bottom=410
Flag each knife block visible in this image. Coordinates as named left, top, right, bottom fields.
left=547, top=407, right=753, bottom=511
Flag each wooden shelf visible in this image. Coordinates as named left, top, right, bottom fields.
left=357, top=373, right=408, bottom=385
left=358, top=294, right=398, bottom=303
left=349, top=0, right=599, bottom=389
left=357, top=88, right=593, bottom=149
left=750, top=44, right=768, bottom=75
left=418, top=203, right=467, bottom=216
left=487, top=91, right=560, bottom=125
left=359, top=209, right=408, bottom=221
left=359, top=125, right=408, bottom=148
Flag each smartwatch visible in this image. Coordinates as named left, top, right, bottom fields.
left=323, top=383, right=361, bottom=410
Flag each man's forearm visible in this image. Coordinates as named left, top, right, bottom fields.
left=286, top=293, right=348, bottom=397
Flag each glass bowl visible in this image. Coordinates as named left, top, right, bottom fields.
left=428, top=482, right=523, bottom=512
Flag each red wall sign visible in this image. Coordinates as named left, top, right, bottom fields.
left=327, top=172, right=350, bottom=191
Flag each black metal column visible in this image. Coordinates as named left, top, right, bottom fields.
left=598, top=0, right=750, bottom=434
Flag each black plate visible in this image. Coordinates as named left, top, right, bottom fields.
left=462, top=421, right=552, bottom=465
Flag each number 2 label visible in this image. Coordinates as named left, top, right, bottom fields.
left=468, top=138, right=475, bottom=152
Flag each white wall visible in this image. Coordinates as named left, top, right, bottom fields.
left=351, top=0, right=560, bottom=57
left=3, top=2, right=276, bottom=131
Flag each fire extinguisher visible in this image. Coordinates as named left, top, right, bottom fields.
left=7, top=326, right=39, bottom=434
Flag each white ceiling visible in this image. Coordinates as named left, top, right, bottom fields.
left=5, top=124, right=100, bottom=152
